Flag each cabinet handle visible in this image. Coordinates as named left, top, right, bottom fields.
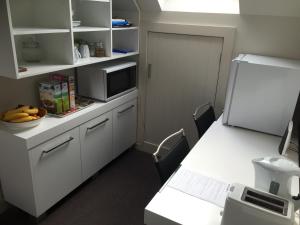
left=42, top=137, right=74, bottom=156
left=118, top=105, right=135, bottom=114
left=87, top=118, right=109, bottom=131
left=148, top=64, right=152, bottom=79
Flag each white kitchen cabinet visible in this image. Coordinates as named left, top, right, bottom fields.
left=113, top=99, right=137, bottom=158
left=0, top=0, right=140, bottom=79
left=29, top=127, right=82, bottom=217
left=0, top=91, right=138, bottom=218
left=80, top=111, right=113, bottom=181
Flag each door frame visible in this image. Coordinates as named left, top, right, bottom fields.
left=137, top=22, right=236, bottom=152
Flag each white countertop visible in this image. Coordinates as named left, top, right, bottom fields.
left=0, top=90, right=138, bottom=149
left=145, top=116, right=299, bottom=225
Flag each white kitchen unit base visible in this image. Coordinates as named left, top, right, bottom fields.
left=0, top=90, right=138, bottom=217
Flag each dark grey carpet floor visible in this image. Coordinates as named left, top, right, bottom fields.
left=0, top=149, right=161, bottom=225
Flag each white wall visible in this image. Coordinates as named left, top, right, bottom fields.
left=141, top=12, right=300, bottom=59
left=239, top=0, right=300, bottom=17
left=0, top=69, right=74, bottom=111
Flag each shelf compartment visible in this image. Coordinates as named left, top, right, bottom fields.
left=73, top=26, right=110, bottom=32
left=74, top=31, right=112, bottom=58
left=13, top=28, right=70, bottom=36
left=113, top=29, right=139, bottom=53
left=112, top=0, right=140, bottom=28
left=112, top=26, right=138, bottom=31
left=9, top=0, right=71, bottom=29
left=72, top=0, right=111, bottom=28
left=14, top=33, right=74, bottom=78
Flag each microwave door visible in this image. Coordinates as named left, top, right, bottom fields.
left=106, top=67, right=136, bottom=101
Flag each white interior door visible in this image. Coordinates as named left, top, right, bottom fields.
left=145, top=32, right=223, bottom=148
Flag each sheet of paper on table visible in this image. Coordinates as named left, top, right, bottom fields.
left=167, top=168, right=230, bottom=208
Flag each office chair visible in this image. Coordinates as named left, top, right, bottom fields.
left=153, top=129, right=190, bottom=184
left=193, top=102, right=216, bottom=139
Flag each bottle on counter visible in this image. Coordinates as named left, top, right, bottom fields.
left=95, top=42, right=105, bottom=57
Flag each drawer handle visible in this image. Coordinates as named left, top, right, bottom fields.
left=118, top=105, right=135, bottom=114
left=42, top=137, right=74, bottom=156
left=87, top=118, right=109, bottom=131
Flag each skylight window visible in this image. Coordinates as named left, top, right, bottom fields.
left=160, top=0, right=240, bottom=14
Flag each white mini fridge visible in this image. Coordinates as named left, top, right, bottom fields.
left=223, top=54, right=300, bottom=136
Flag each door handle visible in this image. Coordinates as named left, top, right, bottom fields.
left=87, top=118, right=109, bottom=132
left=41, top=137, right=74, bottom=156
left=148, top=64, right=152, bottom=79
left=118, top=105, right=135, bottom=114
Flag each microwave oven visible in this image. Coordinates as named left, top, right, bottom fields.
left=77, top=62, right=137, bottom=102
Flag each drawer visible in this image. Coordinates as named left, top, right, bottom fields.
left=29, top=127, right=81, bottom=217
left=80, top=111, right=113, bottom=181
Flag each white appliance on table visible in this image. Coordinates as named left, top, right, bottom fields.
left=223, top=54, right=300, bottom=136
left=221, top=183, right=295, bottom=225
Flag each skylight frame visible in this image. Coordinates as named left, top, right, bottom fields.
left=159, top=0, right=240, bottom=14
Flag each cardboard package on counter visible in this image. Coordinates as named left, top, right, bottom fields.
left=50, top=74, right=76, bottom=112
left=39, top=81, right=63, bottom=114
left=39, top=74, right=76, bottom=115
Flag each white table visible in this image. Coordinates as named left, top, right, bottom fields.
left=144, top=116, right=299, bottom=225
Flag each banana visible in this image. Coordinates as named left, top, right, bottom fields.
left=10, top=116, right=35, bottom=123
left=23, top=107, right=39, bottom=115
left=5, top=106, right=30, bottom=115
left=3, top=112, right=29, bottom=122
left=18, top=105, right=30, bottom=111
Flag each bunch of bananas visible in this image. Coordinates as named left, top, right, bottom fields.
left=1, top=105, right=40, bottom=123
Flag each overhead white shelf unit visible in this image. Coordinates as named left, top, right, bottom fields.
left=0, top=0, right=140, bottom=79
left=112, top=0, right=140, bottom=55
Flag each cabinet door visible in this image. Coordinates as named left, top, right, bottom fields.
left=29, top=128, right=81, bottom=217
left=146, top=32, right=223, bottom=147
left=80, top=112, right=113, bottom=181
left=113, top=99, right=137, bottom=158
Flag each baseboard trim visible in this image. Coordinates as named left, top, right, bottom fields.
left=0, top=203, right=6, bottom=214
left=0, top=188, right=7, bottom=214
left=135, top=141, right=158, bottom=153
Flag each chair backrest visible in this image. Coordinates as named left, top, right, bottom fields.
left=153, top=129, right=190, bottom=184
left=298, top=124, right=300, bottom=166
left=193, top=103, right=216, bottom=139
